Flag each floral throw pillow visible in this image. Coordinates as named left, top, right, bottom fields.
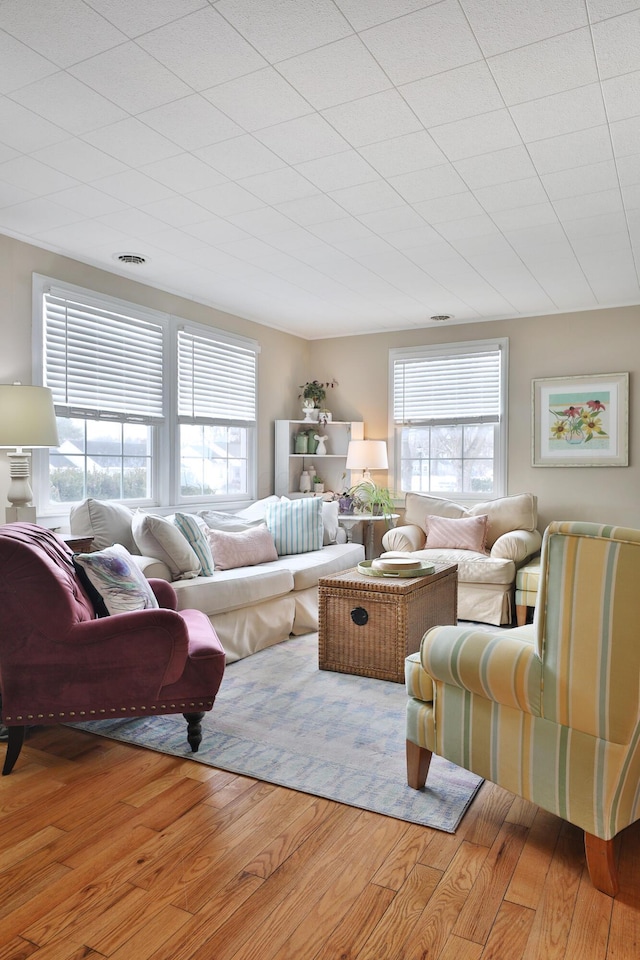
left=74, top=543, right=159, bottom=615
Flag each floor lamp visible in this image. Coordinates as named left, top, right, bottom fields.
left=345, top=439, right=388, bottom=483
left=0, top=384, right=60, bottom=523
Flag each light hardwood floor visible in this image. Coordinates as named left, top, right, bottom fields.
left=1, top=725, right=638, bottom=959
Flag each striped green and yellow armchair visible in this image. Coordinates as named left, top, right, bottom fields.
left=406, top=520, right=640, bottom=896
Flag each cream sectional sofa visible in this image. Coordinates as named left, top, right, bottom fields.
left=381, top=492, right=542, bottom=626
left=70, top=497, right=364, bottom=662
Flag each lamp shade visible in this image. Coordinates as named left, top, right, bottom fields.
left=0, top=384, right=59, bottom=448
left=346, top=439, right=388, bottom=472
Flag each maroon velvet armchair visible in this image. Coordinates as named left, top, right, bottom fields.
left=0, top=523, right=226, bottom=775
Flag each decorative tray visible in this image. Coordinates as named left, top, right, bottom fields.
left=357, top=560, right=435, bottom=578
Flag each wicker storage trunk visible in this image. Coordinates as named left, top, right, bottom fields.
left=318, top=564, right=458, bottom=683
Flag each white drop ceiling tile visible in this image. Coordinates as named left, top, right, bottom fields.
left=359, top=131, right=446, bottom=178
left=562, top=210, right=628, bottom=238
left=503, top=221, right=568, bottom=253
left=274, top=194, right=347, bottom=226
left=541, top=160, right=619, bottom=200
left=0, top=31, right=59, bottom=95
left=513, top=236, right=577, bottom=264
left=578, top=249, right=640, bottom=300
left=217, top=237, right=285, bottom=264
left=149, top=227, right=211, bottom=257
left=307, top=216, right=373, bottom=244
left=333, top=0, right=439, bottom=32
left=436, top=214, right=502, bottom=242
left=0, top=143, right=18, bottom=165
left=278, top=36, right=391, bottom=110
left=474, top=177, right=548, bottom=213
left=91, top=170, right=175, bottom=206
left=602, top=69, right=640, bottom=122
left=294, top=151, right=379, bottom=192
left=461, top=0, right=587, bottom=57
left=329, top=180, right=404, bottom=216
left=184, top=181, right=264, bottom=218
left=239, top=168, right=319, bottom=205
left=98, top=207, right=175, bottom=241
left=33, top=218, right=133, bottom=251
left=202, top=69, right=311, bottom=131
left=0, top=156, right=78, bottom=195
left=10, top=71, right=128, bottom=136
left=83, top=0, right=208, bottom=37
left=592, top=9, right=640, bottom=78
left=389, top=163, right=467, bottom=203
left=0, top=0, right=126, bottom=68
left=266, top=225, right=339, bottom=256
left=322, top=89, right=423, bottom=148
left=47, top=184, right=128, bottom=217
left=137, top=7, right=267, bottom=90
left=69, top=43, right=192, bottom=114
left=526, top=125, right=613, bottom=175
left=140, top=196, right=212, bottom=228
left=610, top=115, right=640, bottom=157
left=142, top=154, right=227, bottom=194
left=401, top=61, right=504, bottom=129
left=526, top=258, right=597, bottom=309
left=587, top=0, right=640, bottom=22
left=414, top=191, right=484, bottom=224
left=454, top=145, right=537, bottom=189
left=451, top=232, right=515, bottom=258
left=225, top=206, right=296, bottom=237
left=430, top=109, right=523, bottom=162
left=356, top=205, right=427, bottom=235
left=511, top=84, right=607, bottom=143
left=386, top=227, right=450, bottom=253
left=617, top=154, right=640, bottom=186
left=0, top=99, right=67, bottom=153
left=182, top=216, right=251, bottom=246
left=84, top=118, right=183, bottom=167
left=622, top=182, right=640, bottom=208
left=569, top=230, right=633, bottom=257
left=256, top=115, right=350, bottom=165
left=0, top=197, right=81, bottom=234
left=490, top=202, right=559, bottom=232
left=30, top=138, right=128, bottom=182
left=216, top=0, right=352, bottom=60
left=329, top=234, right=395, bottom=260
left=489, top=29, right=599, bottom=106
left=0, top=181, right=34, bottom=207
left=138, top=95, right=243, bottom=152
left=360, top=1, right=482, bottom=85
left=196, top=135, right=286, bottom=180
left=554, top=188, right=623, bottom=222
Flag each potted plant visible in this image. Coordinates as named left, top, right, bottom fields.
left=347, top=479, right=395, bottom=524
left=299, top=379, right=338, bottom=409
left=313, top=476, right=324, bottom=495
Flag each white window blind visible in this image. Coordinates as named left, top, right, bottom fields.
left=178, top=328, right=257, bottom=422
left=43, top=288, right=165, bottom=420
left=393, top=346, right=502, bottom=425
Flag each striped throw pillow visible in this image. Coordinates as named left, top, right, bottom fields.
left=174, top=512, right=215, bottom=576
left=425, top=514, right=488, bottom=553
left=265, top=497, right=324, bottom=555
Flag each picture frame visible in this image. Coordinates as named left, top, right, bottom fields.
left=532, top=372, right=629, bottom=467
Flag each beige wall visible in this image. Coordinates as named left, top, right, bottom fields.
left=0, top=234, right=309, bottom=509
left=1, top=232, right=638, bottom=533
left=310, top=308, right=639, bottom=531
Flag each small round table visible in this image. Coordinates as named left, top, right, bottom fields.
left=337, top=512, right=399, bottom=560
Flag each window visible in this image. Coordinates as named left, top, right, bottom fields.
left=33, top=275, right=259, bottom=513
left=390, top=338, right=508, bottom=501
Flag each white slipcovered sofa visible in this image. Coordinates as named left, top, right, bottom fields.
left=70, top=496, right=364, bottom=662
left=381, top=492, right=542, bottom=625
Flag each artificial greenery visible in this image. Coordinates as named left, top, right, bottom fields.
left=347, top=479, right=395, bottom=523
left=299, top=379, right=338, bottom=408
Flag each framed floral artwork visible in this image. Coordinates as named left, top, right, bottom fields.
left=532, top=372, right=629, bottom=467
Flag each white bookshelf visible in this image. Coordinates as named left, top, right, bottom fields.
left=274, top=419, right=364, bottom=497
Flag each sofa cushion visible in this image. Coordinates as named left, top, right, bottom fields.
left=74, top=543, right=159, bottom=615
left=284, top=541, right=366, bottom=591
left=407, top=549, right=516, bottom=585
left=198, top=509, right=265, bottom=532
left=470, top=493, right=537, bottom=548
left=132, top=511, right=200, bottom=580
left=425, top=514, right=488, bottom=552
left=70, top=498, right=139, bottom=553
left=404, top=493, right=467, bottom=530
left=172, top=566, right=295, bottom=617
left=207, top=525, right=278, bottom=571
left=266, top=497, right=323, bottom=555
left=174, top=512, right=215, bottom=576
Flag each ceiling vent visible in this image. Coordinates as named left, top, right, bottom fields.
left=114, top=253, right=147, bottom=265
left=430, top=314, right=453, bottom=322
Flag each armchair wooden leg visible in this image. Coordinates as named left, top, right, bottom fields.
left=184, top=712, right=205, bottom=753
left=407, top=739, right=432, bottom=789
left=2, top=726, right=26, bottom=776
left=584, top=832, right=619, bottom=897
left=516, top=604, right=527, bottom=626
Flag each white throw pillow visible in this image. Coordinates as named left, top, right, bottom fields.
left=322, top=500, right=340, bottom=545
left=70, top=498, right=139, bottom=553
left=132, top=511, right=201, bottom=580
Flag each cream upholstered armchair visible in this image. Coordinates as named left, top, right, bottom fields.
left=405, top=521, right=640, bottom=897
left=382, top=492, right=541, bottom=625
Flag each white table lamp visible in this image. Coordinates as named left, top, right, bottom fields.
left=0, top=383, right=60, bottom=523
left=346, top=439, right=388, bottom=482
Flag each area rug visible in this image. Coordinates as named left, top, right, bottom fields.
left=70, top=633, right=482, bottom=833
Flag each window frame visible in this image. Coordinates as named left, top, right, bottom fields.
left=388, top=337, right=509, bottom=504
left=32, top=274, right=259, bottom=519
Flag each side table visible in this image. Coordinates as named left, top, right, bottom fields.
left=337, top=512, right=399, bottom=560
left=318, top=563, right=458, bottom=683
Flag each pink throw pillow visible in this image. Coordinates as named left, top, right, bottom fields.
left=425, top=514, right=488, bottom=553
left=207, top=525, right=278, bottom=571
